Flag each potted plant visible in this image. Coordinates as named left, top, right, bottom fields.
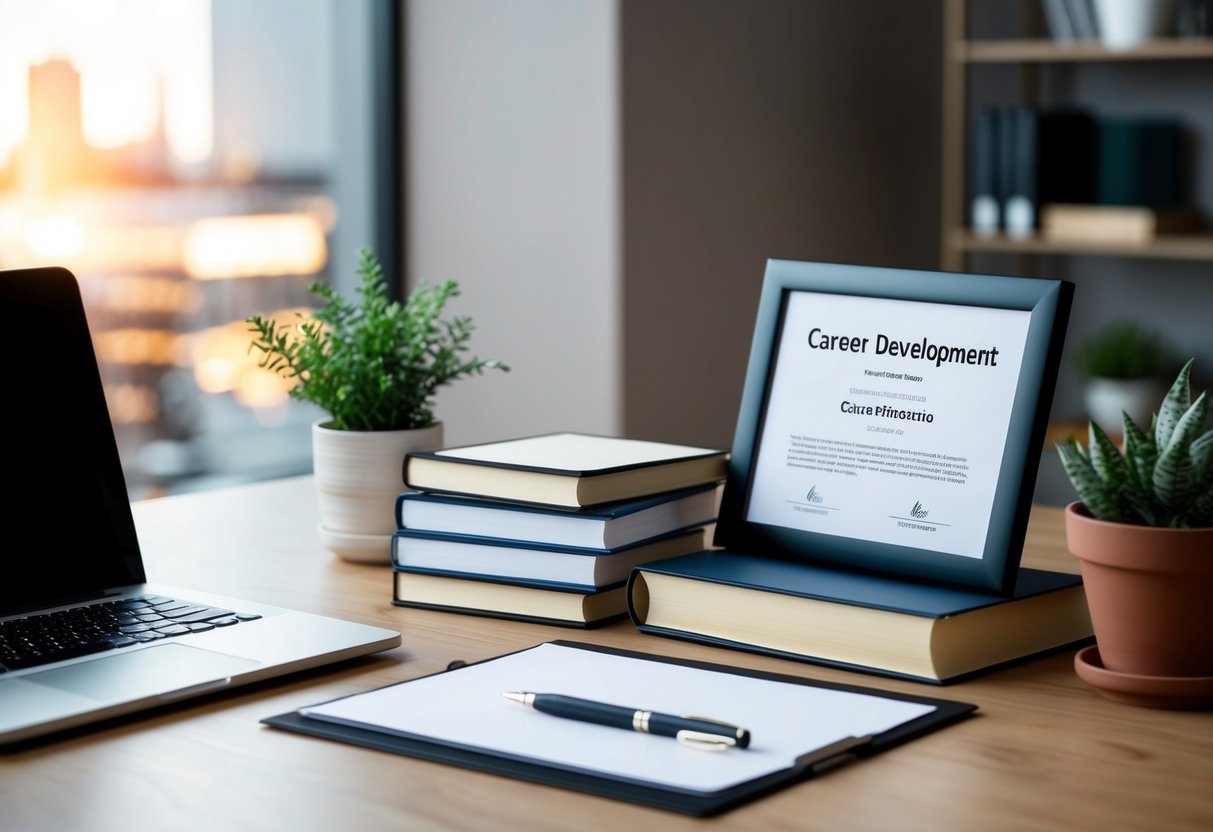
left=248, top=246, right=507, bottom=562
left=1072, top=320, right=1172, bottom=436
left=1057, top=358, right=1213, bottom=708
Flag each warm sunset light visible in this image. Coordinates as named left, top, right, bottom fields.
left=103, top=382, right=159, bottom=424
left=23, top=214, right=84, bottom=258
left=0, top=0, right=213, bottom=168
left=190, top=313, right=306, bottom=407
left=93, top=328, right=183, bottom=366
left=183, top=214, right=328, bottom=280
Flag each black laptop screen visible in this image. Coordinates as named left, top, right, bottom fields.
left=1, top=268, right=145, bottom=613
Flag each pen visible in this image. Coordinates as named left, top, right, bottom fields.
left=502, top=691, right=751, bottom=750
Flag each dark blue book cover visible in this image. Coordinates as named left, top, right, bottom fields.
left=391, top=526, right=705, bottom=558
left=395, top=484, right=717, bottom=524
left=632, top=550, right=1082, bottom=617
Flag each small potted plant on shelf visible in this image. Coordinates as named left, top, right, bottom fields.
left=1072, top=320, right=1172, bottom=436
left=1057, top=357, right=1213, bottom=709
left=248, top=246, right=508, bottom=563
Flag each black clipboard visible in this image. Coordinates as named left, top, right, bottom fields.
left=262, top=640, right=976, bottom=817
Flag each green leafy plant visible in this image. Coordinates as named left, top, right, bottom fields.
left=1073, top=320, right=1172, bottom=380
left=1058, top=358, right=1213, bottom=528
left=247, top=246, right=507, bottom=432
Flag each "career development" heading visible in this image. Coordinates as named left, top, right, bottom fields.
left=807, top=327, right=1001, bottom=369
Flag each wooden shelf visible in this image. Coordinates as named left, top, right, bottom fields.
left=949, top=229, right=1213, bottom=261
left=955, top=37, right=1213, bottom=63
left=940, top=2, right=1213, bottom=271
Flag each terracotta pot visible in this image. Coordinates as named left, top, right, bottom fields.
left=313, top=420, right=444, bottom=563
left=1064, top=501, right=1213, bottom=678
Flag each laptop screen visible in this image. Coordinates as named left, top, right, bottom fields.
left=0, top=268, right=145, bottom=614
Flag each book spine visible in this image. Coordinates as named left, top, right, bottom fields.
left=393, top=563, right=605, bottom=593
left=1004, top=107, right=1038, bottom=238
left=969, top=108, right=1001, bottom=236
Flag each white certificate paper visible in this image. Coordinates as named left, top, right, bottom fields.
left=746, top=291, right=1030, bottom=558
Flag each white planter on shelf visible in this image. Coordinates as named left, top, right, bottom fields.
left=1083, top=377, right=1166, bottom=436
left=313, top=420, right=444, bottom=563
left=1092, top=0, right=1178, bottom=49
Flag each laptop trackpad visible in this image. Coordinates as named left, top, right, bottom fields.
left=26, top=643, right=258, bottom=702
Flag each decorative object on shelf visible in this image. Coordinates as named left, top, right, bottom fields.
left=1177, top=0, right=1213, bottom=36
left=248, top=246, right=508, bottom=562
left=1057, top=358, right=1213, bottom=708
left=1072, top=320, right=1173, bottom=435
left=1092, top=0, right=1180, bottom=48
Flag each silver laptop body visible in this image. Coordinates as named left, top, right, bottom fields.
left=0, top=266, right=400, bottom=745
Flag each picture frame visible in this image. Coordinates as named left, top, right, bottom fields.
left=716, top=259, right=1073, bottom=594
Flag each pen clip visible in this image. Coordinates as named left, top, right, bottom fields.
left=676, top=729, right=737, bottom=751
left=676, top=714, right=747, bottom=751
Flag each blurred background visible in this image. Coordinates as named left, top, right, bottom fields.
left=2, top=0, right=1210, bottom=506
left=0, top=0, right=392, bottom=496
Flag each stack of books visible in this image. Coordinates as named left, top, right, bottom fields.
left=392, top=433, right=729, bottom=628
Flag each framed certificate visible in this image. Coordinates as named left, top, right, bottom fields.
left=716, top=260, right=1073, bottom=594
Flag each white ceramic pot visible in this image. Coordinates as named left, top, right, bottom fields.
left=1093, top=0, right=1178, bottom=49
left=1083, top=377, right=1166, bottom=436
left=313, top=420, right=444, bottom=563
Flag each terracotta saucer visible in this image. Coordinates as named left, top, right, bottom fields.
left=1074, top=646, right=1213, bottom=710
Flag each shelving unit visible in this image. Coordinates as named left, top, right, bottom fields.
left=940, top=0, right=1213, bottom=271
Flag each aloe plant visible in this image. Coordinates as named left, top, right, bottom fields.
left=1057, top=358, right=1213, bottom=528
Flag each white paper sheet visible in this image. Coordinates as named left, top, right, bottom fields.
left=300, top=643, right=936, bottom=793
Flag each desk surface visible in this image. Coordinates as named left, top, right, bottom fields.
left=3, top=476, right=1210, bottom=831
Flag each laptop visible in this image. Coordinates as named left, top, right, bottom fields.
left=0, top=266, right=401, bottom=745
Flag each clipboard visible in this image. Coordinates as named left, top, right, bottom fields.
left=262, top=641, right=976, bottom=816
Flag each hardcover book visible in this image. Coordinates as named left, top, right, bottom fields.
left=402, top=433, right=728, bottom=508
left=392, top=570, right=628, bottom=628
left=627, top=551, right=1091, bottom=684
left=394, top=484, right=720, bottom=550
left=390, top=526, right=707, bottom=590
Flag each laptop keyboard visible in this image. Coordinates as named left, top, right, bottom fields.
left=0, top=595, right=262, bottom=672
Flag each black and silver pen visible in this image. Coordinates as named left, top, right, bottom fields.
left=502, top=691, right=751, bottom=750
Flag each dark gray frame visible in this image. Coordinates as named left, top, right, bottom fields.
left=715, top=259, right=1073, bottom=595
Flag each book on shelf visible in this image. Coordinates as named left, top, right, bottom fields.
left=394, top=484, right=721, bottom=550
left=1040, top=0, right=1075, bottom=41
left=1097, top=117, right=1184, bottom=209
left=1041, top=203, right=1203, bottom=243
left=627, top=551, right=1092, bottom=684
left=392, top=570, right=628, bottom=628
left=969, top=107, right=1001, bottom=236
left=391, top=526, right=707, bottom=590
left=402, top=432, right=728, bottom=508
left=998, top=107, right=1097, bottom=238
left=1061, top=0, right=1099, bottom=39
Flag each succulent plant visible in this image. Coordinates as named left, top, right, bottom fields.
left=1058, top=358, right=1213, bottom=528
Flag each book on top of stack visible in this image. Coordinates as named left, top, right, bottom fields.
left=392, top=433, right=728, bottom=627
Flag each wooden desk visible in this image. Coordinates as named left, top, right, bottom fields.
left=2, top=476, right=1209, bottom=830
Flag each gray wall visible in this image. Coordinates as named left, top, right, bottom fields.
left=407, top=0, right=621, bottom=446
left=621, top=1, right=943, bottom=448
left=409, top=0, right=944, bottom=450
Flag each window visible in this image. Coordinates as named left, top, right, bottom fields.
left=0, top=0, right=398, bottom=496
